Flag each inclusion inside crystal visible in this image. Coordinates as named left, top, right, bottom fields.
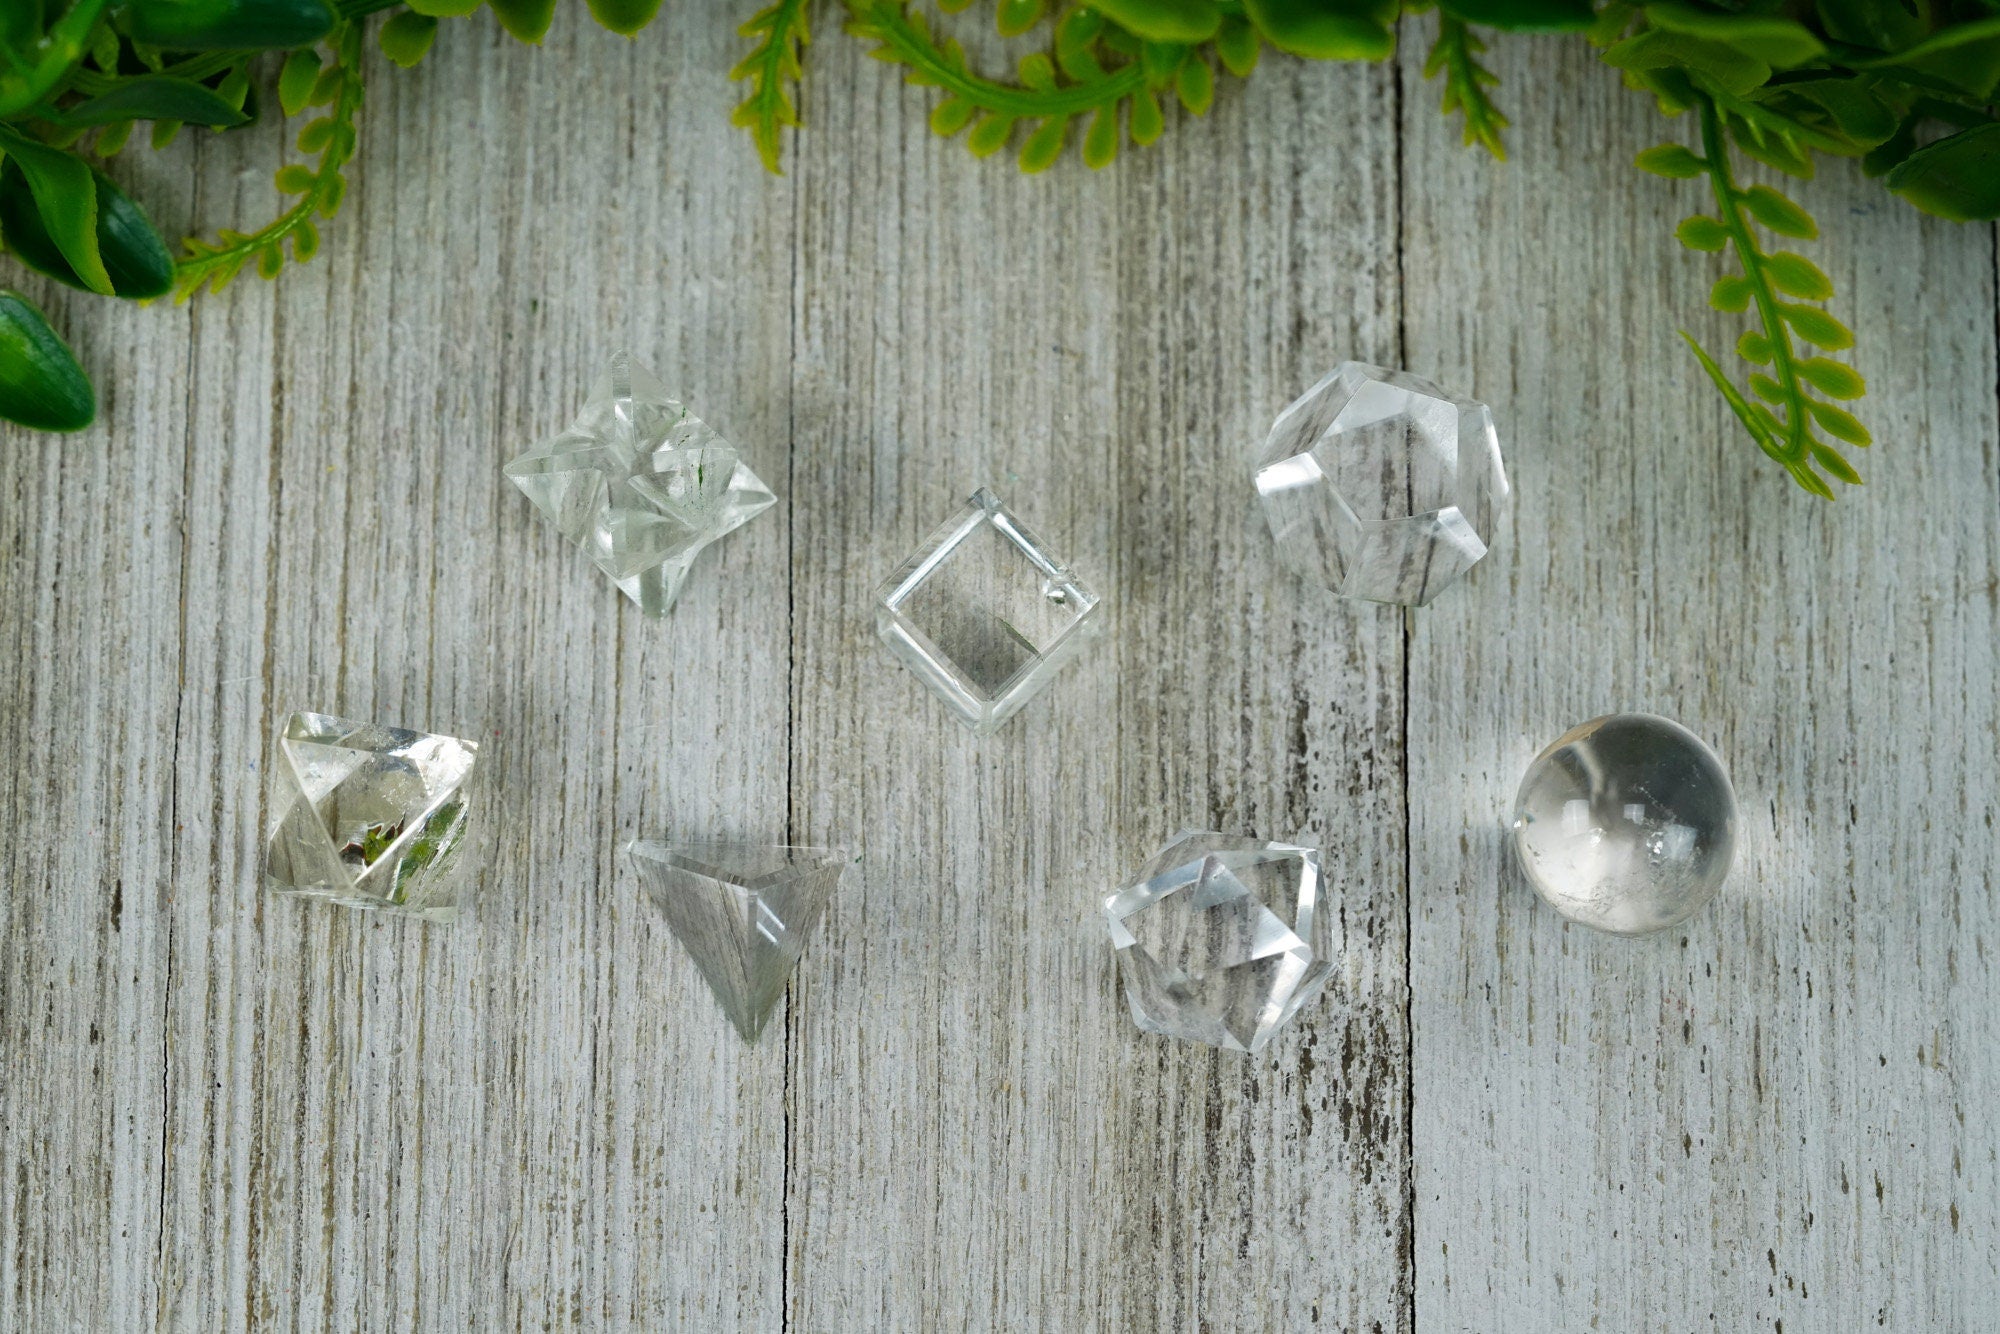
left=875, top=488, right=1101, bottom=734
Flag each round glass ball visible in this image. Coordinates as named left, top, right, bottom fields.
left=1510, top=713, right=1737, bottom=936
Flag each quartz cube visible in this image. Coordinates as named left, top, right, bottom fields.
left=874, top=487, right=1102, bottom=734
left=504, top=350, right=776, bottom=617
left=625, top=841, right=849, bottom=1040
left=265, top=712, right=481, bottom=922
left=1254, top=362, right=1507, bottom=606
left=1104, top=830, right=1331, bottom=1053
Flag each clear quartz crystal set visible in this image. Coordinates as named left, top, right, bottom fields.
left=264, top=353, right=1738, bottom=1052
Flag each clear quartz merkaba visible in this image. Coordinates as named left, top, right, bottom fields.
left=264, top=711, right=482, bottom=922
left=504, top=350, right=776, bottom=617
left=874, top=487, right=1103, bottom=734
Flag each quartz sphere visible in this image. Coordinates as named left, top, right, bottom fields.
left=1510, top=713, right=1737, bottom=936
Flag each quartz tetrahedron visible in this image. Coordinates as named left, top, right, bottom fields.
left=1254, top=362, right=1507, bottom=606
left=265, top=712, right=481, bottom=922
left=874, top=487, right=1102, bottom=734
left=625, top=841, right=848, bottom=1040
left=1104, top=830, right=1331, bottom=1053
left=504, top=350, right=776, bottom=617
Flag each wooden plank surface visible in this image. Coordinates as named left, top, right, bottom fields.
left=0, top=6, right=1995, bottom=1331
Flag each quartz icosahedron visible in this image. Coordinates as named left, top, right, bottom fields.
left=1254, top=362, right=1507, bottom=606
left=1511, top=713, right=1738, bottom=936
left=265, top=712, right=481, bottom=922
left=504, top=350, right=776, bottom=617
left=1104, top=831, right=1332, bottom=1054
left=625, top=841, right=849, bottom=1040
left=874, top=487, right=1102, bottom=734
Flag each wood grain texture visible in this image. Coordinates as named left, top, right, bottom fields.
left=0, top=6, right=1995, bottom=1331
left=1399, top=27, right=2000, bottom=1332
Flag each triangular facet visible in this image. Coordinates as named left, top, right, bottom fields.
left=625, top=841, right=847, bottom=1040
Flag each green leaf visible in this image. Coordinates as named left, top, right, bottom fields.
left=279, top=49, right=322, bottom=117
left=1216, top=16, right=1260, bottom=75
left=0, top=160, right=172, bottom=299
left=585, top=0, right=664, bottom=37
left=1176, top=56, right=1214, bottom=114
left=379, top=11, right=439, bottom=66
left=1805, top=397, right=1871, bottom=446
left=1813, top=0, right=1927, bottom=54
left=0, top=0, right=111, bottom=120
left=1845, top=17, right=2000, bottom=101
left=1018, top=52, right=1056, bottom=92
left=42, top=76, right=250, bottom=128
left=1737, top=330, right=1772, bottom=364
left=1710, top=275, right=1752, bottom=312
left=1438, top=0, right=1594, bottom=33
left=1019, top=115, right=1068, bottom=172
left=1738, top=184, right=1815, bottom=238
left=1635, top=143, right=1704, bottom=177
left=1779, top=302, right=1853, bottom=350
left=1244, top=0, right=1397, bottom=60
left=489, top=0, right=558, bottom=42
left=1749, top=371, right=1785, bottom=402
left=1808, top=438, right=1862, bottom=485
left=119, top=0, right=334, bottom=51
left=1885, top=123, right=2000, bottom=222
left=1643, top=4, right=1825, bottom=67
left=1093, top=0, right=1221, bottom=42
left=1083, top=105, right=1119, bottom=168
left=404, top=0, right=481, bottom=15
left=1130, top=87, right=1164, bottom=144
left=1796, top=356, right=1865, bottom=399
left=931, top=95, right=975, bottom=135
left=0, top=290, right=93, bottom=432
left=997, top=0, right=1046, bottom=37
left=1680, top=331, right=1781, bottom=459
left=967, top=114, right=1013, bottom=157
left=1674, top=214, right=1729, bottom=250
left=1602, top=31, right=1769, bottom=96
left=1763, top=251, right=1834, bottom=300
left=0, top=129, right=112, bottom=296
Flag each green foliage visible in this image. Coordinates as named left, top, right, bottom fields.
left=731, top=0, right=813, bottom=173
left=1424, top=15, right=1508, bottom=158
left=0, top=289, right=92, bottom=431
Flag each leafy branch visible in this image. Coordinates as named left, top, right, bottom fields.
left=731, top=0, right=812, bottom=174
left=1642, top=96, right=1869, bottom=498
left=173, top=20, right=364, bottom=298
left=1424, top=15, right=1507, bottom=159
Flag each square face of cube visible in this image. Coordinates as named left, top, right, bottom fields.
left=873, top=488, right=1101, bottom=734
left=265, top=712, right=481, bottom=922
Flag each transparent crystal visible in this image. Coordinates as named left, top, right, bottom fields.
left=874, top=487, right=1102, bottom=734
left=504, top=350, right=776, bottom=617
left=1510, top=713, right=1738, bottom=936
left=265, top=712, right=481, bottom=922
left=625, top=841, right=849, bottom=1040
left=1104, top=831, right=1332, bottom=1054
left=1254, top=361, right=1508, bottom=606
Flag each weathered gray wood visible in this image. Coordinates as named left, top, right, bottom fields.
left=1399, top=29, right=2000, bottom=1331
left=2, top=6, right=1997, bottom=1331
left=782, top=26, right=1410, bottom=1331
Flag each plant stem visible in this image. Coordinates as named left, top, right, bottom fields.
left=1698, top=95, right=1809, bottom=465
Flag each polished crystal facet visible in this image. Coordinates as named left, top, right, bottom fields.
left=1511, top=713, right=1738, bottom=936
left=874, top=487, right=1102, bottom=734
left=504, top=350, right=776, bottom=617
left=626, top=841, right=849, bottom=1040
left=1254, top=362, right=1507, bottom=606
left=1104, top=831, right=1332, bottom=1054
left=265, top=712, right=481, bottom=922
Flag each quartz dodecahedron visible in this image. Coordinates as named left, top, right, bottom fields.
left=265, top=712, right=481, bottom=922
left=504, top=350, right=776, bottom=617
left=1511, top=713, right=1738, bottom=936
left=874, top=487, right=1102, bottom=734
left=626, top=841, right=849, bottom=1040
left=1104, top=830, right=1332, bottom=1054
left=1254, top=362, right=1507, bottom=606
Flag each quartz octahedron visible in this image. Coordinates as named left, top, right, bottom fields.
left=875, top=487, right=1102, bottom=734
left=1254, top=362, right=1508, bottom=606
left=1511, top=713, right=1738, bottom=936
left=1104, top=831, right=1332, bottom=1054
left=626, top=841, right=849, bottom=1041
left=504, top=350, right=776, bottom=617
left=265, top=712, right=481, bottom=922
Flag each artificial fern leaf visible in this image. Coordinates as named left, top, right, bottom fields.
left=1762, top=251, right=1832, bottom=300
left=1738, top=184, right=1815, bottom=237
left=1778, top=303, right=1851, bottom=350
left=1674, top=215, right=1729, bottom=250
left=1634, top=143, right=1704, bottom=177
left=1083, top=104, right=1119, bottom=168
left=997, top=0, right=1046, bottom=37
left=731, top=0, right=812, bottom=174
left=1424, top=17, right=1508, bottom=159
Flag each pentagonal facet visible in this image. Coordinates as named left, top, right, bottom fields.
left=505, top=350, right=776, bottom=617
left=265, top=712, right=481, bottom=922
left=1254, top=362, right=1507, bottom=606
left=1104, top=831, right=1331, bottom=1054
